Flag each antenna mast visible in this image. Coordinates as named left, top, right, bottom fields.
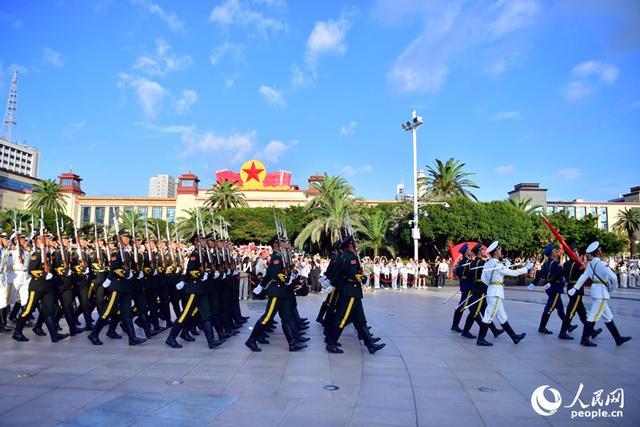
left=2, top=69, right=18, bottom=143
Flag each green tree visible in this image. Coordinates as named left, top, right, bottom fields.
left=204, top=180, right=248, bottom=212
left=119, top=209, right=145, bottom=238
left=176, top=208, right=213, bottom=240
left=357, top=210, right=396, bottom=257
left=28, top=179, right=65, bottom=213
left=508, top=197, right=542, bottom=214
left=419, top=158, right=479, bottom=201
left=614, top=208, right=640, bottom=257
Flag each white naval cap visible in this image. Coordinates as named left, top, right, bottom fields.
left=585, top=241, right=600, bottom=254
left=486, top=240, right=499, bottom=254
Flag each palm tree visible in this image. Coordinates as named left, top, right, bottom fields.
left=508, top=197, right=542, bottom=214
left=357, top=210, right=396, bottom=257
left=294, top=174, right=359, bottom=250
left=204, top=179, right=248, bottom=212
left=418, top=158, right=479, bottom=201
left=176, top=208, right=214, bottom=240
left=614, top=208, right=640, bottom=257
left=119, top=210, right=145, bottom=238
left=28, top=179, right=65, bottom=213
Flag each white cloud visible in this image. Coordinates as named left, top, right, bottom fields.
left=386, top=1, right=540, bottom=93
left=225, top=75, right=237, bottom=88
left=259, top=140, right=289, bottom=162
left=254, top=0, right=286, bottom=8
left=259, top=85, right=285, bottom=108
left=0, top=12, right=23, bottom=29
left=572, top=60, right=619, bottom=84
left=489, top=111, right=521, bottom=121
left=340, top=121, right=357, bottom=135
left=341, top=164, right=373, bottom=177
left=556, top=168, right=582, bottom=180
left=291, top=65, right=312, bottom=88
left=133, top=39, right=192, bottom=77
left=490, top=0, right=540, bottom=38
left=181, top=128, right=257, bottom=162
left=209, top=0, right=285, bottom=38
left=119, top=73, right=166, bottom=118
left=62, top=120, right=86, bottom=138
left=495, top=165, right=514, bottom=174
left=306, top=9, right=353, bottom=68
left=43, top=48, right=65, bottom=67
left=176, top=90, right=198, bottom=114
left=563, top=81, right=592, bottom=103
left=209, top=43, right=245, bottom=65
left=130, top=0, right=184, bottom=32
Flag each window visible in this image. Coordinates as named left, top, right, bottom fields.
left=152, top=207, right=163, bottom=219
left=124, top=206, right=134, bottom=215
left=137, top=207, right=148, bottom=217
left=556, top=206, right=565, bottom=213
left=61, top=178, right=72, bottom=186
left=546, top=206, right=554, bottom=215
left=182, top=179, right=193, bottom=187
left=599, top=207, right=608, bottom=229
left=567, top=207, right=576, bottom=218
left=166, top=207, right=176, bottom=224
left=81, top=207, right=91, bottom=224
left=577, top=207, right=586, bottom=219
left=589, top=207, right=597, bottom=217
left=108, top=207, right=119, bottom=225
left=95, top=207, right=105, bottom=224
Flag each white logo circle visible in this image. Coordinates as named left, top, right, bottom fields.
left=531, top=385, right=562, bottom=416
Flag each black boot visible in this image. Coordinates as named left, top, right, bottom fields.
left=32, top=313, right=47, bottom=336
left=0, top=307, right=12, bottom=332
left=64, top=308, right=83, bottom=336
left=489, top=322, right=504, bottom=338
left=212, top=314, right=230, bottom=340
left=476, top=322, right=492, bottom=346
left=316, top=301, right=327, bottom=324
left=501, top=321, right=526, bottom=344
left=88, top=317, right=107, bottom=345
left=461, top=312, right=476, bottom=337
left=580, top=322, right=597, bottom=347
left=106, top=318, right=122, bottom=339
left=257, top=332, right=270, bottom=344
left=9, top=302, right=21, bottom=323
left=283, top=322, right=306, bottom=352
left=605, top=321, right=631, bottom=346
left=11, top=316, right=29, bottom=342
left=592, top=327, right=603, bottom=339
left=451, top=309, right=463, bottom=332
left=538, top=313, right=553, bottom=334
left=139, top=313, right=155, bottom=339
left=44, top=315, right=69, bottom=342
left=83, top=310, right=94, bottom=331
left=165, top=323, right=183, bottom=348
left=122, top=318, right=146, bottom=346
left=362, top=327, right=385, bottom=354
left=245, top=325, right=262, bottom=352
left=202, top=320, right=223, bottom=349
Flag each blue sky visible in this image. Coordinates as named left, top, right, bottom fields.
left=1, top=0, right=639, bottom=202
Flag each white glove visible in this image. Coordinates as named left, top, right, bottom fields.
left=568, top=288, right=576, bottom=297
left=176, top=281, right=185, bottom=290
left=102, top=278, right=111, bottom=288
left=200, top=272, right=208, bottom=281
left=222, top=273, right=227, bottom=279
left=233, top=270, right=238, bottom=276
left=503, top=259, right=512, bottom=267
left=45, top=272, right=53, bottom=281
left=137, top=271, right=144, bottom=280
left=543, top=283, right=551, bottom=290
left=153, top=269, right=158, bottom=276
left=226, top=269, right=231, bottom=275
left=253, top=284, right=263, bottom=295
left=84, top=267, right=90, bottom=274
left=214, top=271, right=221, bottom=279
left=325, top=285, right=335, bottom=294
left=527, top=284, right=535, bottom=291
left=66, top=270, right=72, bottom=277
left=128, top=271, right=134, bottom=279
left=525, top=261, right=534, bottom=271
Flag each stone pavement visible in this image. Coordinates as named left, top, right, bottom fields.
left=0, top=288, right=638, bottom=427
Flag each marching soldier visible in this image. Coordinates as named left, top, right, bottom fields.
left=452, top=244, right=472, bottom=333
left=476, top=241, right=532, bottom=346
left=315, top=242, right=340, bottom=325
left=460, top=243, right=503, bottom=339
left=325, top=236, right=385, bottom=354
left=245, top=236, right=307, bottom=352
left=527, top=243, right=572, bottom=335
left=54, top=234, right=84, bottom=335
left=0, top=233, right=12, bottom=332
left=12, top=232, right=68, bottom=342
left=568, top=241, right=631, bottom=347
left=558, top=244, right=602, bottom=340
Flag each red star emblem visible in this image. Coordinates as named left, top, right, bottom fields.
left=243, top=161, right=264, bottom=182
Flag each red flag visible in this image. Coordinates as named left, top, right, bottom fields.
left=541, top=215, right=584, bottom=268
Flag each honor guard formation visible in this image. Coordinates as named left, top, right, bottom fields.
left=0, top=206, right=630, bottom=355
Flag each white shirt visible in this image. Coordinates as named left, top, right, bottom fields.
left=481, top=258, right=528, bottom=298
left=574, top=257, right=617, bottom=300
left=438, top=262, right=449, bottom=273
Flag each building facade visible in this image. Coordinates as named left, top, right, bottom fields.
left=508, top=183, right=640, bottom=232
left=0, top=137, right=39, bottom=178
left=148, top=174, right=177, bottom=198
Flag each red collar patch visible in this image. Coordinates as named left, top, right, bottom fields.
left=351, top=259, right=357, bottom=264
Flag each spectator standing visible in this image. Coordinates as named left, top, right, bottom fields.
left=437, top=259, right=449, bottom=288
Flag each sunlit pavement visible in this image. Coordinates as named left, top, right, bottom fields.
left=0, top=288, right=638, bottom=427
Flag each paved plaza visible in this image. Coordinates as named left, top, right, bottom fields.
left=0, top=287, right=638, bottom=427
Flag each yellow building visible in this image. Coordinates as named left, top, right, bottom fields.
left=0, top=167, right=41, bottom=210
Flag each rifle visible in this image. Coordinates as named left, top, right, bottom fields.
left=210, top=211, right=222, bottom=266
left=144, top=218, right=154, bottom=270
left=12, top=210, right=17, bottom=235
left=94, top=222, right=101, bottom=268
left=73, top=221, right=87, bottom=271
left=165, top=221, right=175, bottom=267
left=39, top=207, right=50, bottom=274
left=131, top=216, right=139, bottom=271
left=30, top=215, right=34, bottom=238
left=111, top=207, right=128, bottom=272
left=157, top=222, right=166, bottom=270
left=344, top=211, right=362, bottom=266
left=218, top=216, right=227, bottom=264
left=54, top=210, right=69, bottom=273
left=103, top=225, right=111, bottom=260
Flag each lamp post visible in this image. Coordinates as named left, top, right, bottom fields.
left=401, top=109, right=423, bottom=261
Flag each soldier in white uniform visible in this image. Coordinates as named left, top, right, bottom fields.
left=477, top=241, right=533, bottom=346
left=0, top=233, right=13, bottom=332
left=568, top=241, right=632, bottom=347
left=10, top=233, right=31, bottom=322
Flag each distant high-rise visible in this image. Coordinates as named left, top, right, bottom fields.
left=0, top=136, right=39, bottom=177
left=148, top=174, right=177, bottom=198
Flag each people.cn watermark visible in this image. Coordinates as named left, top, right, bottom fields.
left=531, top=383, right=624, bottom=420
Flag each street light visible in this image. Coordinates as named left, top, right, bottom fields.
left=401, top=109, right=423, bottom=261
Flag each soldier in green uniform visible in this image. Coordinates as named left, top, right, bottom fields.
left=245, top=236, right=307, bottom=352
left=12, top=232, right=68, bottom=342
left=325, top=236, right=385, bottom=354
left=87, top=230, right=146, bottom=346
left=460, top=243, right=504, bottom=339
